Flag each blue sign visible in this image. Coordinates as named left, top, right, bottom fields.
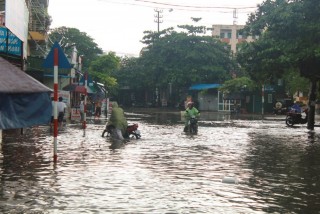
left=79, top=74, right=94, bottom=87
left=0, top=27, right=22, bottom=56
left=43, top=42, right=72, bottom=69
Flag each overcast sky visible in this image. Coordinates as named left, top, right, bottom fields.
left=48, top=0, right=264, bottom=57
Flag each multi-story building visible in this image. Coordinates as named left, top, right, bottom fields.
left=211, top=24, right=290, bottom=114
left=26, top=0, right=50, bottom=58
left=211, top=24, right=256, bottom=54
left=0, top=0, right=53, bottom=135
left=0, top=0, right=50, bottom=68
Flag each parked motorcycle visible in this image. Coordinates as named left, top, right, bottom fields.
left=102, top=123, right=141, bottom=139
left=185, top=116, right=198, bottom=134
left=273, top=101, right=288, bottom=115
left=285, top=108, right=308, bottom=127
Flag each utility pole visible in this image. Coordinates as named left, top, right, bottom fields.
left=154, top=8, right=163, bottom=32
left=233, top=8, right=238, bottom=25
left=154, top=8, right=162, bottom=106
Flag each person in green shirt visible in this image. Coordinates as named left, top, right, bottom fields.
left=106, top=102, right=128, bottom=140
left=184, top=102, right=200, bottom=132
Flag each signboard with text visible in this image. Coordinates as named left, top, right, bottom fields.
left=71, top=108, right=81, bottom=121
left=0, top=27, right=22, bottom=56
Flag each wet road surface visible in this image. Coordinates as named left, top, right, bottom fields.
left=1, top=109, right=320, bottom=213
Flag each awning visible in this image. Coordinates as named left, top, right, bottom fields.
left=62, top=83, right=96, bottom=94
left=28, top=31, right=46, bottom=41
left=0, top=56, right=52, bottom=93
left=189, top=84, right=221, bottom=90
left=0, top=56, right=52, bottom=129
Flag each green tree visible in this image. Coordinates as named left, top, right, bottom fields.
left=219, top=77, right=257, bottom=94
left=116, top=57, right=146, bottom=91
left=240, top=0, right=320, bottom=129
left=89, top=52, right=120, bottom=96
left=140, top=27, right=237, bottom=92
left=283, top=69, right=309, bottom=97
left=48, top=27, right=103, bottom=69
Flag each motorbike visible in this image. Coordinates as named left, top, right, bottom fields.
left=185, top=116, right=198, bottom=134
left=273, top=101, right=288, bottom=115
left=102, top=123, right=141, bottom=139
left=285, top=108, right=308, bottom=127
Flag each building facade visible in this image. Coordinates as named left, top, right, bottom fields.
left=211, top=24, right=256, bottom=54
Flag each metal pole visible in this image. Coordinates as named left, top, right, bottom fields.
left=154, top=9, right=163, bottom=32
left=53, top=48, right=59, bottom=162
left=261, top=84, right=264, bottom=119
left=83, top=72, right=87, bottom=137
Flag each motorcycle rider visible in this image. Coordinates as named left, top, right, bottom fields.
left=184, top=102, right=200, bottom=132
left=290, top=101, right=302, bottom=113
left=104, top=102, right=128, bottom=140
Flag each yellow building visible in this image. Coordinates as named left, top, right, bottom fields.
left=211, top=24, right=257, bottom=54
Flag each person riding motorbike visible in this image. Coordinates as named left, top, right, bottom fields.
left=184, top=102, right=200, bottom=132
left=290, top=102, right=302, bottom=113
left=105, top=102, right=128, bottom=140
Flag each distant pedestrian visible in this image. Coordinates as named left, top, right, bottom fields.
left=95, top=101, right=101, bottom=119
left=57, top=97, right=67, bottom=127
left=79, top=98, right=85, bottom=122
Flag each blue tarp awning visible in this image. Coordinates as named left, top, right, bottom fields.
left=0, top=93, right=52, bottom=129
left=0, top=56, right=52, bottom=129
left=189, top=84, right=221, bottom=90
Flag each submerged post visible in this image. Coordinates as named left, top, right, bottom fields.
left=43, top=42, right=71, bottom=162
left=83, top=72, right=88, bottom=137
left=261, top=84, right=264, bottom=119
left=53, top=47, right=59, bottom=162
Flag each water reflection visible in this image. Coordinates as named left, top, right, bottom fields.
left=0, top=109, right=319, bottom=213
left=245, top=130, right=320, bottom=213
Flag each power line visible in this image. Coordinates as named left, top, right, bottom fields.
left=134, top=0, right=258, bottom=10
left=98, top=0, right=258, bottom=11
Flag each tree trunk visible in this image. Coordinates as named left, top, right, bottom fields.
left=307, top=80, right=317, bottom=130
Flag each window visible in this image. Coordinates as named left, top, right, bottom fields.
left=268, top=94, right=273, bottom=103
left=221, top=30, right=232, bottom=39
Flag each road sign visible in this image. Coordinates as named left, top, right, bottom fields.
left=43, top=42, right=71, bottom=69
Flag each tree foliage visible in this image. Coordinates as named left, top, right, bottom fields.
left=89, top=52, right=120, bottom=95
left=236, top=35, right=291, bottom=85
left=116, top=57, right=146, bottom=90
left=242, top=0, right=320, bottom=80
left=239, top=0, right=320, bottom=129
left=219, top=77, right=257, bottom=94
left=138, top=27, right=237, bottom=90
left=283, top=69, right=309, bottom=96
left=48, top=27, right=103, bottom=69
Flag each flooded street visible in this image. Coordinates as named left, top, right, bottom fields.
left=1, top=109, right=320, bottom=213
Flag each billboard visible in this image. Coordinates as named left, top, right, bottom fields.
left=5, top=0, right=28, bottom=57
left=0, top=27, right=22, bottom=56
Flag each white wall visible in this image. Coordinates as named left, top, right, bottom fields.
left=5, top=0, right=29, bottom=57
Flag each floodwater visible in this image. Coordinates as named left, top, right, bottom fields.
left=1, top=109, right=320, bottom=214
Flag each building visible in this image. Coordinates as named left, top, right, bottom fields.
left=211, top=24, right=291, bottom=114
left=211, top=24, right=256, bottom=54
left=0, top=0, right=53, bottom=141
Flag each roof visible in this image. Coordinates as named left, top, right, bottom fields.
left=189, top=84, right=221, bottom=90
left=0, top=56, right=52, bottom=93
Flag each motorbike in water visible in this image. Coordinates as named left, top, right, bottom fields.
left=102, top=123, right=141, bottom=139
left=285, top=108, right=308, bottom=127
left=185, top=116, right=198, bottom=134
